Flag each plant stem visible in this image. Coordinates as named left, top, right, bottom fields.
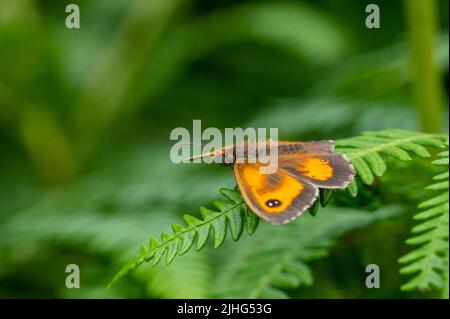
left=404, top=0, right=443, bottom=133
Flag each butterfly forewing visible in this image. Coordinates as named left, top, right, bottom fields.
left=233, top=163, right=318, bottom=224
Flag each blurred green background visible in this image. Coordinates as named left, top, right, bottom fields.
left=0, top=0, right=448, bottom=298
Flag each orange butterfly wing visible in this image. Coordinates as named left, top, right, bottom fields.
left=233, top=163, right=318, bottom=224
left=233, top=140, right=355, bottom=224
left=278, top=141, right=355, bottom=188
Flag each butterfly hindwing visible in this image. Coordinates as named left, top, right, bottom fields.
left=233, top=163, right=319, bottom=224
left=278, top=142, right=355, bottom=189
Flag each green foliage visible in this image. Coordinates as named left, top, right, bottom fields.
left=138, top=251, right=212, bottom=298
left=399, top=141, right=449, bottom=297
left=109, top=129, right=448, bottom=289
left=336, top=130, right=447, bottom=197
left=108, top=188, right=258, bottom=288
left=0, top=0, right=448, bottom=299
left=212, top=206, right=401, bottom=298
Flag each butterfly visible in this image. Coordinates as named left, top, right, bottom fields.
left=188, top=140, right=355, bottom=224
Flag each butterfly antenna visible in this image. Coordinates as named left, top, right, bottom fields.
left=172, top=142, right=215, bottom=163
left=175, top=142, right=207, bottom=147
left=182, top=151, right=217, bottom=163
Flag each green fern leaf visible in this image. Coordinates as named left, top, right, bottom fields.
left=307, top=198, right=320, bottom=216
left=399, top=141, right=449, bottom=297
left=319, top=189, right=334, bottom=207
left=337, top=129, right=447, bottom=197
left=108, top=188, right=249, bottom=288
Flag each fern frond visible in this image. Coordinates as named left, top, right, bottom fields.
left=108, top=129, right=446, bottom=287
left=336, top=129, right=447, bottom=197
left=399, top=141, right=449, bottom=297
left=212, top=206, right=401, bottom=298
left=108, top=188, right=258, bottom=288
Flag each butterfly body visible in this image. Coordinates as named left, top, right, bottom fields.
left=197, top=140, right=355, bottom=224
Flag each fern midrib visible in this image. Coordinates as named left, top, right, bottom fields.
left=148, top=201, right=245, bottom=255
left=338, top=134, right=437, bottom=160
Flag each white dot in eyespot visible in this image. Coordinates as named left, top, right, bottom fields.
left=266, top=199, right=281, bottom=208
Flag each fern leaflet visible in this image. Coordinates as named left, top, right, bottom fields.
left=399, top=141, right=449, bottom=297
